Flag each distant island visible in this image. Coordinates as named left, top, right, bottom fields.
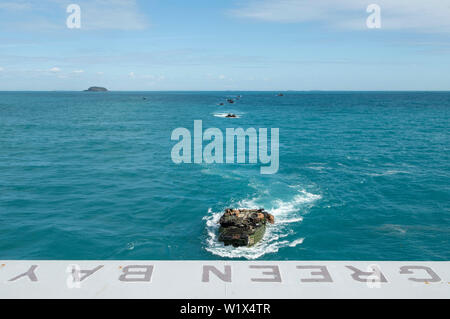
left=84, top=86, right=108, bottom=92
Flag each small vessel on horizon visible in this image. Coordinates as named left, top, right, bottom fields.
left=84, top=86, right=108, bottom=92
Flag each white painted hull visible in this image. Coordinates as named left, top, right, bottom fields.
left=0, top=261, right=448, bottom=299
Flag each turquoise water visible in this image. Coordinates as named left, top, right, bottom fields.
left=0, top=91, right=449, bottom=260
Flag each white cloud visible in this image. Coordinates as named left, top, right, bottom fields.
left=0, top=0, right=149, bottom=31
left=206, top=74, right=234, bottom=82
left=128, top=73, right=165, bottom=81
left=50, top=67, right=61, bottom=72
left=0, top=2, right=31, bottom=11
left=0, top=67, right=4, bottom=72
left=72, top=70, right=84, bottom=73
left=230, top=0, right=450, bottom=32
left=97, top=72, right=104, bottom=75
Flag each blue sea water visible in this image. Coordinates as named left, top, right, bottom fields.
left=0, top=91, right=449, bottom=260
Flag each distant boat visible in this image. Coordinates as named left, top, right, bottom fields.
left=277, top=93, right=284, bottom=97
left=84, top=86, right=108, bottom=92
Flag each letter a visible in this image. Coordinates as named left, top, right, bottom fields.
left=67, top=4, right=81, bottom=29
left=366, top=4, right=381, bottom=29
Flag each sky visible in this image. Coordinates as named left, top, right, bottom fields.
left=0, top=0, right=449, bottom=91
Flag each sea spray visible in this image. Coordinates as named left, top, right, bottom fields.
left=204, top=187, right=321, bottom=259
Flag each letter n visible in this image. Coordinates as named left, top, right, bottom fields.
left=202, top=265, right=231, bottom=282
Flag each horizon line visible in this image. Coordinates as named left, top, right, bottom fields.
left=1, top=90, right=450, bottom=93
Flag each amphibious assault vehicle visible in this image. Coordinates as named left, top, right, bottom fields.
left=218, top=209, right=275, bottom=247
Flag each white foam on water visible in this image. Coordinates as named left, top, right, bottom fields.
left=204, top=188, right=321, bottom=259
left=278, top=217, right=303, bottom=224
left=307, top=166, right=327, bottom=171
left=380, top=224, right=407, bottom=235
left=201, top=168, right=242, bottom=180
left=367, top=170, right=410, bottom=177
left=289, top=238, right=305, bottom=247
left=213, top=112, right=241, bottom=118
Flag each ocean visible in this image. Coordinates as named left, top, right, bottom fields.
left=0, top=91, right=449, bottom=260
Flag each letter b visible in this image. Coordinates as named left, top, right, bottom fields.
left=119, top=265, right=154, bottom=282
